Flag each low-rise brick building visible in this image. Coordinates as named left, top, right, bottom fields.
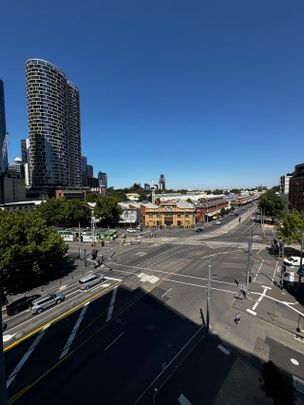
left=195, top=198, right=228, bottom=223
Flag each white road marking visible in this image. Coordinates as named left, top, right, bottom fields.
left=106, top=286, right=118, bottom=322
left=161, top=288, right=172, bottom=298
left=217, top=344, right=230, bottom=355
left=59, top=285, right=67, bottom=291
left=59, top=302, right=89, bottom=359
left=104, top=276, right=122, bottom=282
left=246, top=309, right=257, bottom=316
left=251, top=286, right=271, bottom=312
left=135, top=251, right=147, bottom=257
left=252, top=260, right=264, bottom=283
left=104, top=331, right=125, bottom=351
left=6, top=324, right=50, bottom=388
left=2, top=334, right=15, bottom=342
left=271, top=261, right=278, bottom=283
left=137, top=273, right=159, bottom=284
left=290, top=358, right=299, bottom=366
left=163, top=277, right=236, bottom=295
left=178, top=393, right=192, bottom=405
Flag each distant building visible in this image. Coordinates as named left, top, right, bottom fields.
left=196, top=198, right=228, bottom=223
left=0, top=79, right=8, bottom=173
left=87, top=164, right=93, bottom=180
left=8, top=157, right=24, bottom=179
left=159, top=174, right=166, bottom=190
left=55, top=189, right=86, bottom=200
left=280, top=175, right=292, bottom=195
left=2, top=176, right=26, bottom=203
left=98, top=171, right=108, bottom=189
left=144, top=183, right=150, bottom=191
left=26, top=59, right=82, bottom=191
left=289, top=163, right=304, bottom=211
left=144, top=201, right=195, bottom=228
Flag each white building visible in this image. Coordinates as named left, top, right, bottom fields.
left=280, top=175, right=292, bottom=195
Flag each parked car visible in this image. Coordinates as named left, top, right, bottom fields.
left=6, top=294, right=41, bottom=316
left=79, top=273, right=104, bottom=290
left=283, top=256, right=303, bottom=267
left=30, top=293, right=65, bottom=315
left=196, top=227, right=204, bottom=233
left=126, top=228, right=136, bottom=233
left=215, top=221, right=222, bottom=225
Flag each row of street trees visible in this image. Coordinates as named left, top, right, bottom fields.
left=258, top=187, right=304, bottom=245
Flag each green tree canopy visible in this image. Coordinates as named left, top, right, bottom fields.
left=94, top=195, right=122, bottom=227
left=259, top=189, right=287, bottom=220
left=276, top=211, right=304, bottom=244
left=0, top=210, right=67, bottom=292
left=38, top=198, right=91, bottom=227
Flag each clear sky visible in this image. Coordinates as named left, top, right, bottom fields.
left=1, top=0, right=304, bottom=189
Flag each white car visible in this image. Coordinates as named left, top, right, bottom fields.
left=215, top=221, right=221, bottom=225
left=126, top=228, right=136, bottom=233
left=284, top=256, right=303, bottom=267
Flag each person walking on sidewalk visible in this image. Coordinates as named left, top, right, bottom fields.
left=234, top=312, right=241, bottom=325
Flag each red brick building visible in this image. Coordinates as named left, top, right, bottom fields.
left=196, top=198, right=228, bottom=223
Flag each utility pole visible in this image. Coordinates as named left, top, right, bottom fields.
left=246, top=238, right=252, bottom=291
left=79, top=222, right=82, bottom=260
left=206, top=264, right=211, bottom=334
left=0, top=289, right=7, bottom=405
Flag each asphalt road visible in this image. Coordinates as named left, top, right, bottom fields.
left=3, top=204, right=304, bottom=405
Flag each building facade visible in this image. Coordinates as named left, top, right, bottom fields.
left=289, top=163, right=304, bottom=211
left=0, top=79, right=8, bottom=173
left=144, top=201, right=195, bottom=228
left=195, top=198, right=228, bottom=223
left=26, top=59, right=82, bottom=191
left=159, top=174, right=166, bottom=190
left=81, top=156, right=88, bottom=187
left=280, top=175, right=292, bottom=195
left=98, top=171, right=108, bottom=189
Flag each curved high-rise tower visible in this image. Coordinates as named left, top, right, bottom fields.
left=26, top=59, right=81, bottom=190
left=0, top=79, right=8, bottom=174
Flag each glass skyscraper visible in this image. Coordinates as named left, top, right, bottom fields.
left=26, top=59, right=82, bottom=189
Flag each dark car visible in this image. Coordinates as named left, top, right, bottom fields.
left=196, top=227, right=204, bottom=232
left=6, top=294, right=41, bottom=316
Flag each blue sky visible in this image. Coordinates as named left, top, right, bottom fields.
left=1, top=0, right=304, bottom=189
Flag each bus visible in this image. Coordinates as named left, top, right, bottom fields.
left=58, top=230, right=75, bottom=242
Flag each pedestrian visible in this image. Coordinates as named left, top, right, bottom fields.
left=234, top=313, right=240, bottom=325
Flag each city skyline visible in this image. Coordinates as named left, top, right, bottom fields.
left=1, top=1, right=304, bottom=189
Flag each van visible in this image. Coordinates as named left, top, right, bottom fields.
left=79, top=273, right=104, bottom=290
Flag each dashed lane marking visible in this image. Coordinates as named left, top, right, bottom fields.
left=217, top=344, right=230, bottom=355
left=6, top=324, right=50, bottom=388
left=106, top=286, right=118, bottom=322
left=252, top=260, right=264, bottom=283
left=104, top=331, right=125, bottom=351
left=178, top=393, right=192, bottom=405
left=161, top=288, right=172, bottom=298
left=59, top=302, right=89, bottom=360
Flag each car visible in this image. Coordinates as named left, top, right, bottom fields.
left=283, top=256, right=303, bottom=267
left=79, top=273, right=104, bottom=290
left=196, top=227, right=204, bottom=233
left=126, top=228, right=136, bottom=233
left=215, top=221, right=221, bottom=225
left=6, top=294, right=41, bottom=316
left=30, top=293, right=65, bottom=315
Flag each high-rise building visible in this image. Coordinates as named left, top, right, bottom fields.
left=0, top=79, right=8, bottom=174
left=289, top=163, right=304, bottom=211
left=98, top=171, right=108, bottom=189
left=26, top=59, right=82, bottom=190
left=8, top=157, right=24, bottom=178
left=87, top=164, right=93, bottom=180
left=159, top=174, right=166, bottom=190
left=81, top=156, right=88, bottom=187
left=21, top=139, right=27, bottom=164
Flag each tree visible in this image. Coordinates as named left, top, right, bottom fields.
left=0, top=210, right=67, bottom=292
left=276, top=211, right=304, bottom=244
left=259, top=189, right=287, bottom=221
left=94, top=196, right=121, bottom=227
left=186, top=198, right=193, bottom=203
left=38, top=198, right=91, bottom=227
left=230, top=189, right=241, bottom=195
left=259, top=361, right=295, bottom=405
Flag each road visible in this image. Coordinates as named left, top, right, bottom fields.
left=3, top=203, right=304, bottom=404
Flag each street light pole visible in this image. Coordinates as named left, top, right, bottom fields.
left=79, top=222, right=82, bottom=260
left=246, top=238, right=252, bottom=291
left=206, top=264, right=211, bottom=334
